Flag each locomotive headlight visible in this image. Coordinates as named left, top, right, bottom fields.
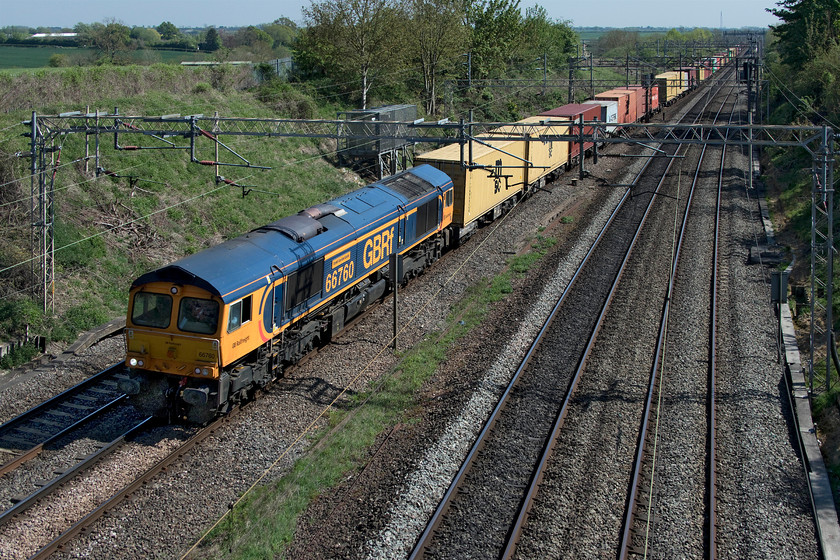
left=202, top=368, right=211, bottom=376
left=194, top=367, right=202, bottom=374
left=137, top=359, right=144, bottom=367
left=129, top=358, right=138, bottom=367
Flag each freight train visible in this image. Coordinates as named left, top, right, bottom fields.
left=120, top=51, right=737, bottom=423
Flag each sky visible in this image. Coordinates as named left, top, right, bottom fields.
left=1, top=0, right=780, bottom=30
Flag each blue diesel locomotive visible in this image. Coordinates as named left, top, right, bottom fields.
left=121, top=165, right=454, bottom=422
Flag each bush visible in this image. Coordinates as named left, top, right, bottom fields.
left=256, top=80, right=317, bottom=119
left=49, top=54, right=69, bottom=67
left=0, top=344, right=40, bottom=369
left=0, top=297, right=45, bottom=337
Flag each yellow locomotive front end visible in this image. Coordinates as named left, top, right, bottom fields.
left=122, top=282, right=225, bottom=422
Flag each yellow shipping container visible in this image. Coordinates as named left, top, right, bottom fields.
left=416, top=137, right=527, bottom=228
left=417, top=116, right=572, bottom=228
left=655, top=71, right=682, bottom=103
left=484, top=116, right=571, bottom=186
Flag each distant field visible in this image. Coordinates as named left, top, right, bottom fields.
left=575, top=28, right=673, bottom=43
left=0, top=45, right=211, bottom=70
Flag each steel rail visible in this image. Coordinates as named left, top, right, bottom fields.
left=0, top=394, right=127, bottom=477
left=0, top=364, right=123, bottom=443
left=498, top=68, right=737, bottom=560
left=407, top=163, right=641, bottom=560
left=28, top=410, right=236, bottom=560
left=616, top=80, right=736, bottom=560
left=0, top=416, right=154, bottom=527
left=502, top=102, right=709, bottom=560
left=706, top=102, right=732, bottom=560
left=0, top=364, right=126, bottom=465
left=409, top=66, right=729, bottom=560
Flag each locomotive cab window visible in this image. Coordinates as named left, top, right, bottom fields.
left=178, top=297, right=219, bottom=335
left=132, top=292, right=172, bottom=328
left=227, top=296, right=252, bottom=333
left=444, top=189, right=453, bottom=207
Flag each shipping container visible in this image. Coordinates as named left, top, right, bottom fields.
left=483, top=116, right=571, bottom=185
left=583, top=99, right=619, bottom=133
left=655, top=71, right=683, bottom=104
left=415, top=138, right=527, bottom=228
left=624, top=86, right=651, bottom=120
left=649, top=84, right=660, bottom=112
left=610, top=89, right=639, bottom=123
left=678, top=66, right=698, bottom=88
left=595, top=90, right=632, bottom=123
left=538, top=104, right=601, bottom=160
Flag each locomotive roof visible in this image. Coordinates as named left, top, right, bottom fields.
left=131, top=165, right=451, bottom=303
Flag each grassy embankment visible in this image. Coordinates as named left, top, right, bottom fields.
left=0, top=64, right=355, bottom=365
left=763, top=139, right=840, bottom=501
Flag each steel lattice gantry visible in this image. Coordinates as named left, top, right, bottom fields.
left=21, top=113, right=836, bottom=395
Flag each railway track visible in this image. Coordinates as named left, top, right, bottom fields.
left=617, top=83, right=737, bottom=559
left=408, top=67, right=739, bottom=560
left=0, top=416, right=154, bottom=528
left=0, top=301, right=378, bottom=559
left=0, top=365, right=128, bottom=476
left=24, top=411, right=229, bottom=560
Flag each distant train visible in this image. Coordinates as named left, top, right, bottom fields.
left=120, top=49, right=738, bottom=422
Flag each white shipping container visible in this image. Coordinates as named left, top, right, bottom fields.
left=583, top=99, right=619, bottom=134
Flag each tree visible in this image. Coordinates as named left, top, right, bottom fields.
left=230, top=26, right=275, bottom=60
left=262, top=18, right=299, bottom=50
left=595, top=29, right=640, bottom=57
left=300, top=0, right=406, bottom=109
left=156, top=21, right=180, bottom=41
left=520, top=6, right=576, bottom=70
left=233, top=26, right=273, bottom=48
left=769, top=0, right=840, bottom=67
left=130, top=26, right=161, bottom=47
left=201, top=27, right=222, bottom=52
left=409, top=0, right=468, bottom=114
left=84, top=21, right=132, bottom=62
left=465, top=0, right=524, bottom=78
left=49, top=53, right=69, bottom=67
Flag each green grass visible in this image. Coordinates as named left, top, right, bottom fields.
left=509, top=235, right=557, bottom=274
left=0, top=45, right=211, bottom=70
left=0, top=66, right=359, bottom=346
left=200, top=283, right=494, bottom=558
